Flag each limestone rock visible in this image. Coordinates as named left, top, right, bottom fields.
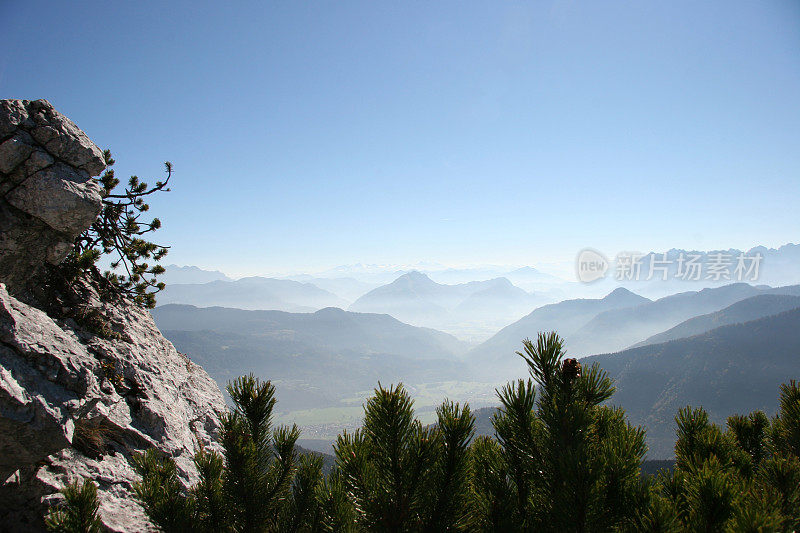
left=0, top=99, right=104, bottom=293
left=0, top=280, right=226, bottom=531
left=0, top=101, right=227, bottom=531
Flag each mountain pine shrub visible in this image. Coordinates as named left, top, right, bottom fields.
left=331, top=383, right=475, bottom=531
left=127, top=332, right=800, bottom=532
left=45, top=479, right=103, bottom=533
left=133, top=374, right=321, bottom=532
left=651, top=380, right=800, bottom=531
left=467, top=332, right=648, bottom=531
left=60, top=151, right=171, bottom=308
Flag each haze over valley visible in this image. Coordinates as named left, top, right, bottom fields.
left=152, top=244, right=800, bottom=454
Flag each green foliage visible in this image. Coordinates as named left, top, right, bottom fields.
left=132, top=449, right=194, bottom=532
left=468, top=331, right=648, bottom=531
left=658, top=378, right=800, bottom=531
left=467, top=436, right=516, bottom=531
left=192, top=447, right=227, bottom=532
left=45, top=479, right=103, bottom=533
left=685, top=457, right=736, bottom=531
left=222, top=375, right=302, bottom=531
left=726, top=487, right=784, bottom=533
left=133, top=374, right=324, bottom=533
left=758, top=455, right=800, bottom=530
left=283, top=454, right=324, bottom=532
left=67, top=150, right=170, bottom=308
left=727, top=411, right=770, bottom=469
left=771, top=380, right=800, bottom=457
left=128, top=330, right=800, bottom=532
left=623, top=490, right=681, bottom=533
left=332, top=382, right=475, bottom=531
left=315, top=470, right=358, bottom=531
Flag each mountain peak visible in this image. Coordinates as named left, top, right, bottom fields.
left=396, top=270, right=436, bottom=285
left=314, top=306, right=348, bottom=316
left=479, top=277, right=518, bottom=290
left=603, top=287, right=647, bottom=304
left=510, top=266, right=540, bottom=274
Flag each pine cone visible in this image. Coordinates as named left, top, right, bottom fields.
left=562, top=358, right=582, bottom=380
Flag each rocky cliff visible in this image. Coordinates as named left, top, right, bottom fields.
left=0, top=100, right=226, bottom=531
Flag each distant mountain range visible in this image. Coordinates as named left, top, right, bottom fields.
left=631, top=293, right=800, bottom=348
left=285, top=244, right=800, bottom=297
left=280, top=275, right=378, bottom=302
left=349, top=272, right=545, bottom=340
left=579, top=244, right=800, bottom=300
left=468, top=283, right=800, bottom=379
left=151, top=304, right=470, bottom=415
left=156, top=244, right=800, bottom=328
left=427, top=265, right=566, bottom=289
left=157, top=277, right=347, bottom=312
left=453, top=277, right=535, bottom=319
left=155, top=269, right=555, bottom=340
left=467, top=287, right=650, bottom=378
left=349, top=271, right=451, bottom=320
left=584, top=307, right=800, bottom=458
left=564, top=283, right=800, bottom=357
left=151, top=277, right=800, bottom=457
left=313, top=263, right=569, bottom=287
left=160, top=264, right=232, bottom=285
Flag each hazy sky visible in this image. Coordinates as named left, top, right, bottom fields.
left=2, top=1, right=798, bottom=276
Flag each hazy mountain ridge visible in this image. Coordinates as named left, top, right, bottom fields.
left=156, top=244, right=800, bottom=329
left=152, top=304, right=468, bottom=358
left=157, top=277, right=347, bottom=312
left=280, top=274, right=378, bottom=301
left=349, top=271, right=544, bottom=340
left=151, top=304, right=471, bottom=416
left=583, top=307, right=800, bottom=458
left=426, top=265, right=566, bottom=289
left=349, top=271, right=454, bottom=316
left=565, top=283, right=765, bottom=357
left=470, top=283, right=800, bottom=378
left=567, top=283, right=800, bottom=357
left=467, top=287, right=651, bottom=377
left=579, top=243, right=800, bottom=300
left=630, top=293, right=800, bottom=348
left=160, top=264, right=233, bottom=284
left=453, top=278, right=532, bottom=317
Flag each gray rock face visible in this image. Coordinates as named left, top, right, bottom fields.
left=0, top=99, right=104, bottom=293
left=0, top=101, right=227, bottom=531
left=0, top=283, right=226, bottom=531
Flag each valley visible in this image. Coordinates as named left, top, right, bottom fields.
left=152, top=258, right=800, bottom=457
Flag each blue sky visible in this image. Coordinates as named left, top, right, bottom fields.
left=2, top=1, right=798, bottom=276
